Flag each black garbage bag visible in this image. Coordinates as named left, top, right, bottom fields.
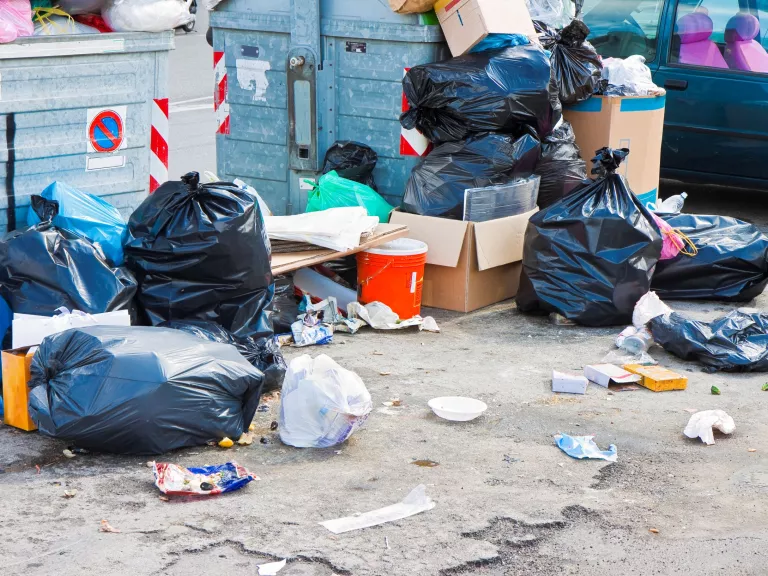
left=402, top=132, right=541, bottom=219
left=28, top=326, right=265, bottom=455
left=651, top=214, right=768, bottom=301
left=517, top=148, right=662, bottom=326
left=534, top=120, right=588, bottom=208
left=400, top=44, right=561, bottom=143
left=270, top=274, right=301, bottom=334
left=322, top=141, right=378, bottom=191
left=651, top=310, right=768, bottom=372
left=161, top=319, right=286, bottom=393
left=0, top=223, right=136, bottom=316
left=125, top=172, right=274, bottom=339
left=538, top=20, right=602, bottom=105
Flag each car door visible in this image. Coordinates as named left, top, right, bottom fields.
left=653, top=0, right=768, bottom=186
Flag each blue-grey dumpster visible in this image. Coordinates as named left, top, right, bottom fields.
left=0, top=32, right=173, bottom=234
left=210, top=0, right=447, bottom=215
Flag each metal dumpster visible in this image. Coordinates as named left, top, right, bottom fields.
left=0, top=32, right=173, bottom=234
left=210, top=0, right=447, bottom=215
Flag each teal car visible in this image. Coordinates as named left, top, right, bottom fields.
left=582, top=0, right=768, bottom=189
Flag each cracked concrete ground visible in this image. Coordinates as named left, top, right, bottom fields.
left=2, top=184, right=768, bottom=575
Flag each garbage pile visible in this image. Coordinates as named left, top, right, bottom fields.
left=0, top=0, right=194, bottom=41
left=1, top=174, right=284, bottom=454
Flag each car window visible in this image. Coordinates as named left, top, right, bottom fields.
left=583, top=0, right=666, bottom=61
left=670, top=0, right=768, bottom=73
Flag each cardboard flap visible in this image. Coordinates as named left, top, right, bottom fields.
left=473, top=208, right=537, bottom=271
left=390, top=212, right=469, bottom=268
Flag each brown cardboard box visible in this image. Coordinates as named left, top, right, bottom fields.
left=433, top=0, right=537, bottom=56
left=390, top=209, right=536, bottom=312
left=2, top=347, right=37, bottom=431
left=563, top=94, right=666, bottom=209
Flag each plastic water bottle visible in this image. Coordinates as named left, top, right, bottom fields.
left=616, top=326, right=654, bottom=354
left=656, top=192, right=687, bottom=214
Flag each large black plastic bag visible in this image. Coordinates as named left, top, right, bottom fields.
left=402, top=132, right=540, bottom=219
left=400, top=45, right=561, bottom=143
left=537, top=20, right=602, bottom=105
left=517, top=148, right=662, bottom=326
left=28, top=325, right=265, bottom=455
left=322, top=141, right=378, bottom=192
left=161, top=319, right=286, bottom=393
left=125, top=172, right=273, bottom=339
left=651, top=310, right=768, bottom=372
left=651, top=214, right=768, bottom=301
left=534, top=120, right=587, bottom=208
left=0, top=223, right=136, bottom=316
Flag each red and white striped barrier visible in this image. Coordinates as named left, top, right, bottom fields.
left=150, top=97, right=169, bottom=193
left=214, top=51, right=230, bottom=135
left=400, top=68, right=431, bottom=157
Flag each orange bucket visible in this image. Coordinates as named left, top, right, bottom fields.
left=357, top=238, right=428, bottom=319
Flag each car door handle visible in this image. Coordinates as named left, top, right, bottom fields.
left=664, top=79, right=688, bottom=90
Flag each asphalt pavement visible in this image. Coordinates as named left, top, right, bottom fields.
left=168, top=9, right=217, bottom=180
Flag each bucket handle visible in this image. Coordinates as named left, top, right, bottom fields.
left=358, top=260, right=393, bottom=288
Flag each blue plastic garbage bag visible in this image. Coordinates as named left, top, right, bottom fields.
left=469, top=33, right=530, bottom=53
left=0, top=295, right=10, bottom=347
left=27, top=182, right=128, bottom=266
left=554, top=433, right=617, bottom=461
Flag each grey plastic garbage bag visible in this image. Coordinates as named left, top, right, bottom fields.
left=28, top=325, right=265, bottom=455
left=534, top=120, right=587, bottom=208
left=0, top=224, right=136, bottom=316
left=125, top=172, right=274, bottom=339
left=517, top=148, right=662, bottom=326
left=161, top=319, right=286, bottom=393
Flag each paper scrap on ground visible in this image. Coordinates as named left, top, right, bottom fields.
left=257, top=559, right=287, bottom=576
left=684, top=410, right=735, bottom=445
left=319, top=484, right=435, bottom=534
left=347, top=302, right=439, bottom=332
left=554, top=433, right=617, bottom=462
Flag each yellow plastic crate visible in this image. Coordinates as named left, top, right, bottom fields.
left=623, top=364, right=688, bottom=392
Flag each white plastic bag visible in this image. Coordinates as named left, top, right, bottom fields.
left=684, top=410, right=735, bottom=445
left=0, top=0, right=34, bottom=43
left=12, top=307, right=131, bottom=348
left=601, top=56, right=663, bottom=96
left=102, top=0, right=192, bottom=32
left=34, top=15, right=100, bottom=35
left=279, top=354, right=373, bottom=448
left=525, top=0, right=573, bottom=29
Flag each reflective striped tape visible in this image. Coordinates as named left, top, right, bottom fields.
left=214, top=51, right=230, bottom=135
left=150, top=98, right=169, bottom=193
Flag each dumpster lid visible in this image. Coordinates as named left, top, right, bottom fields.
left=0, top=32, right=174, bottom=60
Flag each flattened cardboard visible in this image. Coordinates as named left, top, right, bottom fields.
left=271, top=224, right=409, bottom=274
left=390, top=209, right=536, bottom=312
left=563, top=94, right=666, bottom=209
left=434, top=0, right=537, bottom=56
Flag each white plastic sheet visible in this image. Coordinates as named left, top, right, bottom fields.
left=319, top=485, right=436, bottom=534
left=602, top=56, right=664, bottom=96
left=13, top=307, right=131, bottom=349
left=266, top=207, right=378, bottom=252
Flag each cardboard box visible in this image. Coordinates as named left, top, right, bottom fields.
left=552, top=370, right=588, bottom=394
left=584, top=364, right=642, bottom=388
left=563, top=94, right=666, bottom=209
left=389, top=209, right=536, bottom=312
left=623, top=364, right=688, bottom=392
left=2, top=348, right=37, bottom=431
left=434, top=0, right=537, bottom=56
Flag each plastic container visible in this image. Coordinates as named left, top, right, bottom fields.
left=463, top=176, right=541, bottom=222
left=357, top=238, right=428, bottom=320
left=428, top=397, right=488, bottom=421
left=294, top=267, right=357, bottom=310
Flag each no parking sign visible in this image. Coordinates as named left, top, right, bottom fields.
left=86, top=106, right=127, bottom=153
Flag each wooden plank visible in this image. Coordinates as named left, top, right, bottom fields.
left=271, top=224, right=408, bottom=275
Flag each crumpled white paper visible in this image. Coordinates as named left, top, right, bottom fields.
left=684, top=410, right=735, bottom=445
left=319, top=484, right=435, bottom=534
left=347, top=301, right=439, bottom=332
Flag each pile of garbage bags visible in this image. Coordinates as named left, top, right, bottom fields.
left=533, top=121, right=587, bottom=208
left=2, top=172, right=285, bottom=455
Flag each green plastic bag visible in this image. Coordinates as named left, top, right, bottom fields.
left=305, top=171, right=394, bottom=223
